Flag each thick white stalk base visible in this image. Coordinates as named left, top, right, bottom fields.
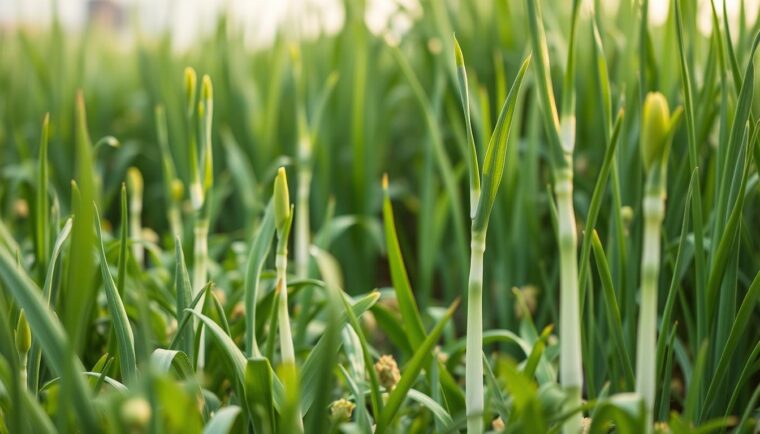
left=636, top=195, right=664, bottom=431
left=556, top=174, right=583, bottom=434
left=466, top=235, right=485, bottom=434
left=193, top=218, right=209, bottom=368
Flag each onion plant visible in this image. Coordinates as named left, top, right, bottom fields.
left=525, top=0, right=583, bottom=431
left=455, top=39, right=530, bottom=434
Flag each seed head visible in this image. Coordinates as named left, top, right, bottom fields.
left=15, top=310, right=31, bottom=355
left=374, top=354, right=400, bottom=391
left=274, top=167, right=291, bottom=233
left=329, top=398, right=355, bottom=422
left=640, top=92, right=671, bottom=172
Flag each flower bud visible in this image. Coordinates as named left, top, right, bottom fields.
left=127, top=168, right=143, bottom=199
left=170, top=178, right=184, bottom=201
left=184, top=67, right=197, bottom=117
left=374, top=354, right=400, bottom=391
left=274, top=167, right=291, bottom=233
left=329, top=398, right=355, bottom=423
left=641, top=92, right=671, bottom=172
left=15, top=310, right=31, bottom=355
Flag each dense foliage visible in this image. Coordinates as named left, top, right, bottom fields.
left=0, top=0, right=759, bottom=432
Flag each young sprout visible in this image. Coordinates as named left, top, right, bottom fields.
left=455, top=37, right=530, bottom=434
left=273, top=167, right=303, bottom=431
left=636, top=92, right=682, bottom=429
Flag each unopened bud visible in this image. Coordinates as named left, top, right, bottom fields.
left=641, top=92, right=671, bottom=172
left=184, top=67, right=197, bottom=117
left=15, top=310, right=31, bottom=355
left=274, top=167, right=291, bottom=233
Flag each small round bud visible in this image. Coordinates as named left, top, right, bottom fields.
left=274, top=167, right=291, bottom=233
left=641, top=92, right=671, bottom=172
left=15, top=310, right=31, bottom=355
left=170, top=179, right=184, bottom=201
left=329, top=398, right=355, bottom=423
left=374, top=354, right=400, bottom=391
left=121, top=397, right=151, bottom=433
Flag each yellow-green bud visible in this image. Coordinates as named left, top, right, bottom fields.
left=127, top=167, right=143, bottom=198
left=274, top=167, right=291, bottom=233
left=374, top=354, right=400, bottom=391
left=329, top=398, right=355, bottom=422
left=184, top=67, right=197, bottom=117
left=15, top=310, right=31, bottom=355
left=170, top=179, right=184, bottom=201
left=640, top=92, right=671, bottom=172
left=121, top=397, right=151, bottom=433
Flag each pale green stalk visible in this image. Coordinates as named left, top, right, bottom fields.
left=636, top=93, right=681, bottom=430
left=154, top=105, right=183, bottom=238
left=525, top=1, right=582, bottom=431
left=274, top=167, right=304, bottom=432
left=292, top=45, right=311, bottom=279
left=636, top=191, right=663, bottom=428
left=465, top=230, right=486, bottom=433
left=127, top=167, right=144, bottom=264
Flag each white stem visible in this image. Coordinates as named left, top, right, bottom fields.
left=193, top=218, right=209, bottom=368
left=295, top=169, right=311, bottom=278
left=636, top=194, right=664, bottom=430
left=466, top=232, right=485, bottom=434
left=20, top=353, right=28, bottom=388
left=556, top=172, right=583, bottom=434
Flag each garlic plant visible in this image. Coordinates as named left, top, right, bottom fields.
left=525, top=0, right=583, bottom=431
left=455, top=38, right=530, bottom=434
left=636, top=92, right=682, bottom=429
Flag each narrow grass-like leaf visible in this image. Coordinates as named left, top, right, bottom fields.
left=245, top=357, right=276, bottom=434
left=244, top=200, right=275, bottom=357
left=0, top=245, right=98, bottom=430
left=472, top=55, right=531, bottom=231
left=175, top=239, right=195, bottom=363
left=94, top=204, right=137, bottom=383
left=591, top=231, right=635, bottom=388
left=381, top=175, right=425, bottom=348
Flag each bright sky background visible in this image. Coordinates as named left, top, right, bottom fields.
left=1, top=0, right=757, bottom=49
